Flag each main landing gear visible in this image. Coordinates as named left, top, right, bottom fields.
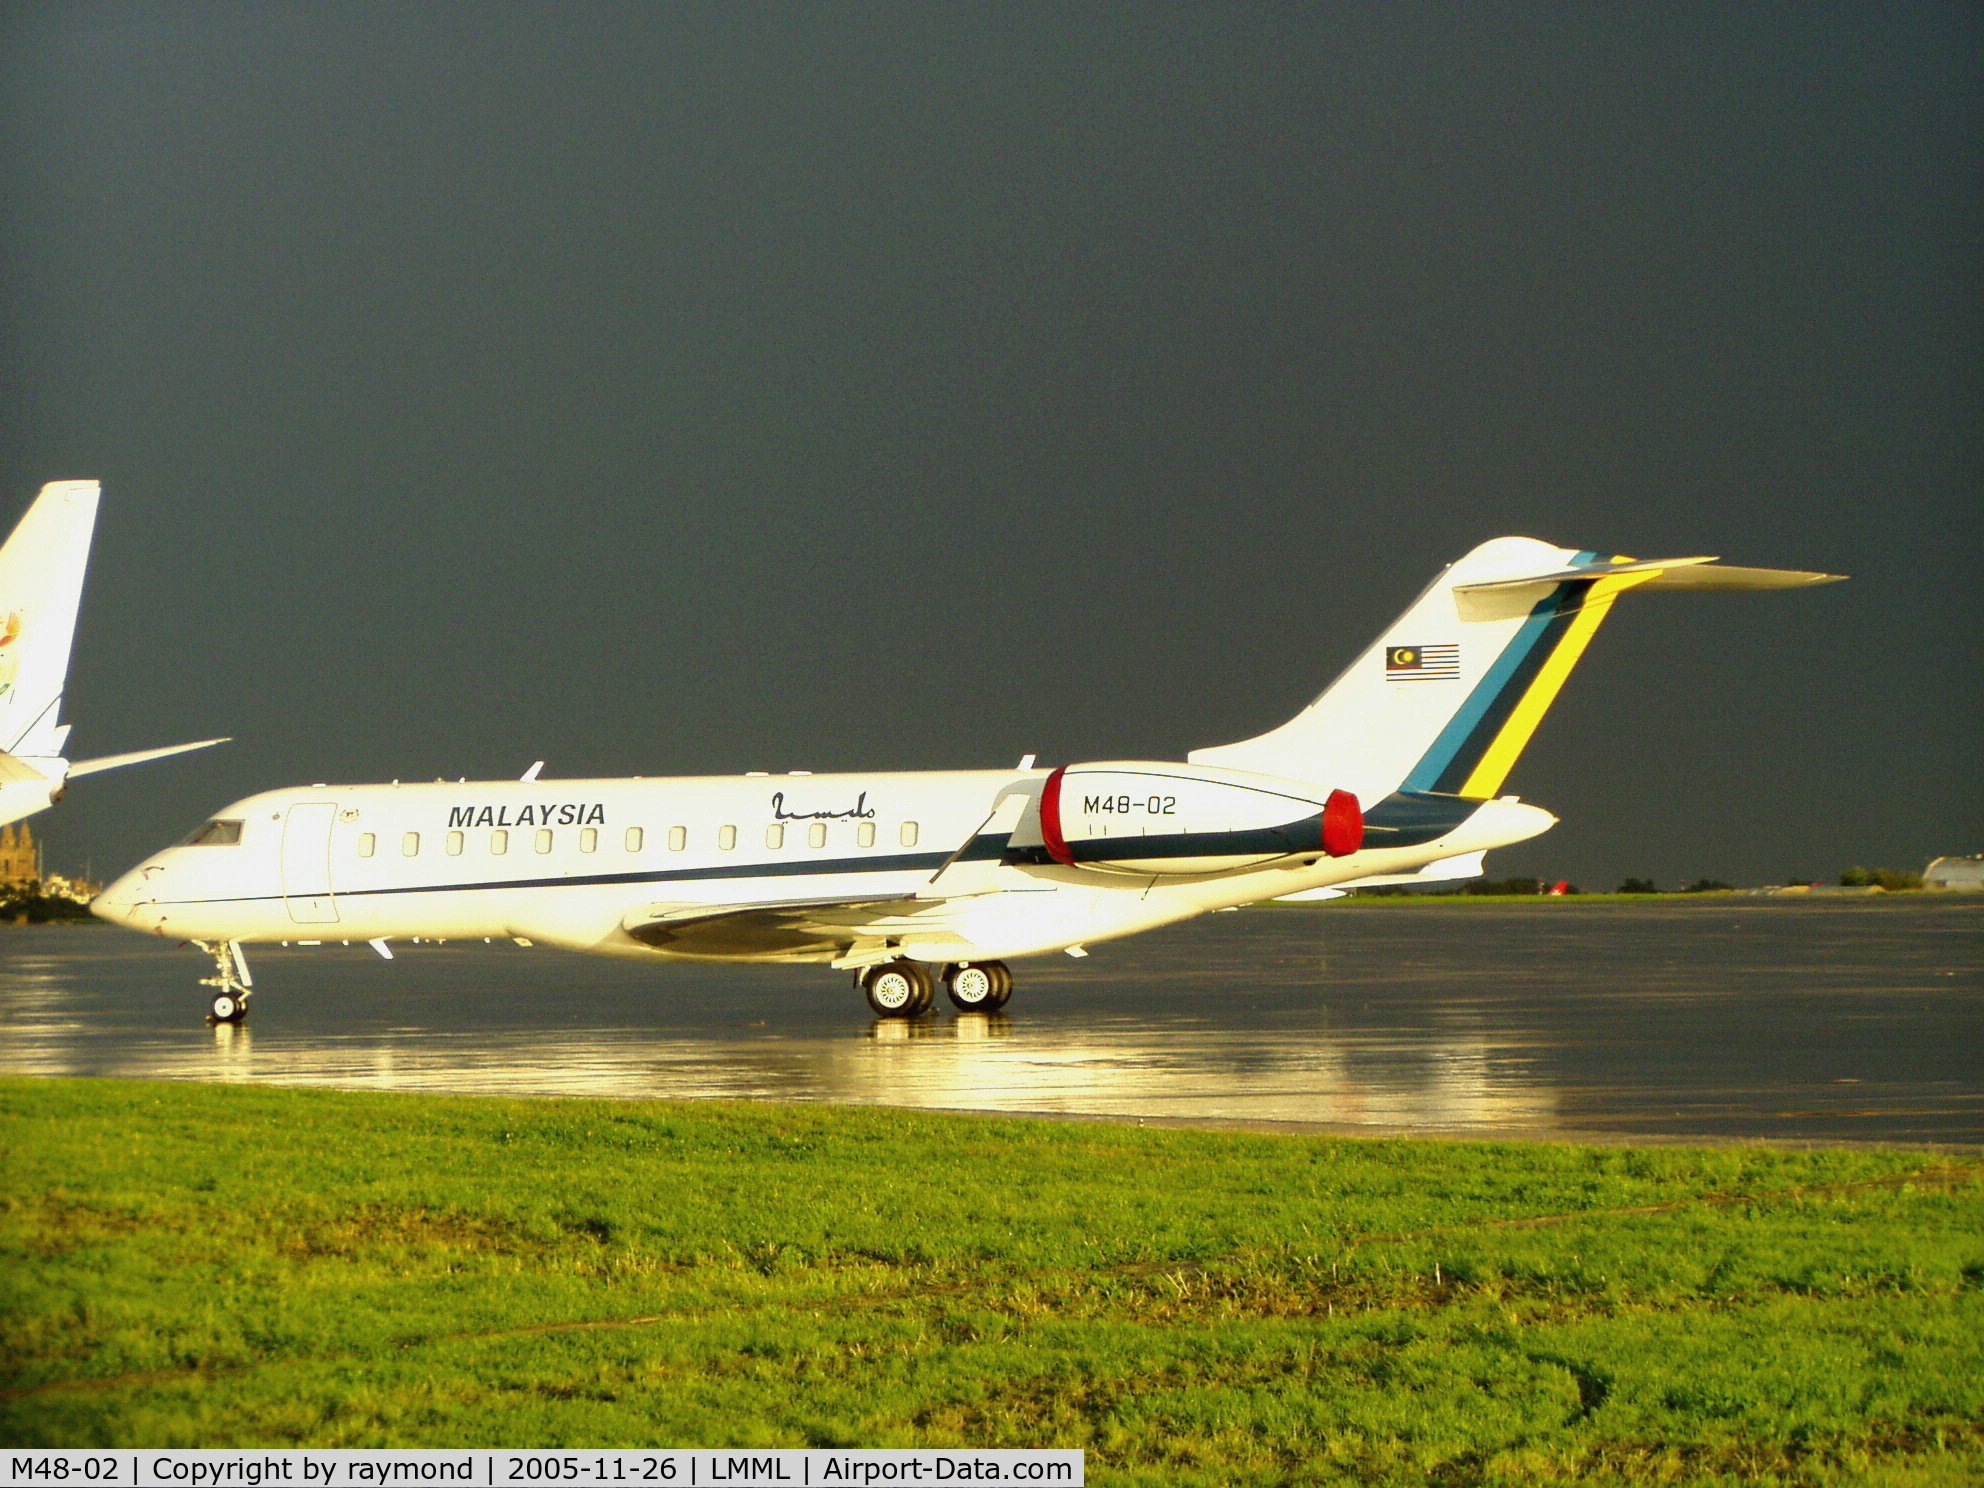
left=860, top=959, right=1012, bottom=1019
left=198, top=940, right=254, bottom=1022
left=942, top=960, right=1011, bottom=1012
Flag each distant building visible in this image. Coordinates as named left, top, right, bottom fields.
left=0, top=821, right=39, bottom=885
left=1924, top=855, right=1984, bottom=891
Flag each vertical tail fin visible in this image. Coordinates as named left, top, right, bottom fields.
left=1190, top=537, right=1841, bottom=804
left=0, top=481, right=100, bottom=758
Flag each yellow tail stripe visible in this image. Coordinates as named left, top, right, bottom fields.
left=1456, top=571, right=1655, bottom=798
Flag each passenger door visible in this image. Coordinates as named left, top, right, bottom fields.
left=281, top=802, right=340, bottom=924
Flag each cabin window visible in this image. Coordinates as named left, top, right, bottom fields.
left=535, top=828, right=553, bottom=854
left=718, top=825, right=737, bottom=850
left=186, top=819, right=243, bottom=846
left=900, top=821, right=919, bottom=848
left=765, top=823, right=785, bottom=850
left=491, top=829, right=509, bottom=854
left=401, top=832, right=420, bottom=857
left=856, top=822, right=876, bottom=848
left=580, top=827, right=597, bottom=853
left=668, top=826, right=686, bottom=852
left=625, top=826, right=644, bottom=852
left=808, top=821, right=827, bottom=849
left=357, top=833, right=376, bottom=858
left=445, top=831, right=463, bottom=856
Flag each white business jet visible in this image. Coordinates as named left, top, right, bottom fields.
left=93, top=537, right=1839, bottom=1022
left=0, top=481, right=228, bottom=832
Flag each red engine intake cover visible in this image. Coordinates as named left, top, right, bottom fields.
left=1039, top=765, right=1076, bottom=866
left=1321, top=788, right=1363, bottom=858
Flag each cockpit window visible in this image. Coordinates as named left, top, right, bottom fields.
left=186, top=819, right=244, bottom=846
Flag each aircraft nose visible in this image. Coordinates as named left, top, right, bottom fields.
left=91, top=865, right=158, bottom=929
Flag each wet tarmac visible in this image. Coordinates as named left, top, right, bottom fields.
left=2, top=897, right=1978, bottom=1145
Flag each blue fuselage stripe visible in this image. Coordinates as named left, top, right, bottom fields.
left=148, top=848, right=958, bottom=910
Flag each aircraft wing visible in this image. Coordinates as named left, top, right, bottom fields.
left=620, top=798, right=1037, bottom=964
left=65, top=737, right=231, bottom=779
left=623, top=892, right=990, bottom=964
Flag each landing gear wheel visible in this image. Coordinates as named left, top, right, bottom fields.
left=945, top=963, right=999, bottom=1011
left=864, top=960, right=934, bottom=1019
left=979, top=960, right=1013, bottom=1010
left=196, top=940, right=255, bottom=1025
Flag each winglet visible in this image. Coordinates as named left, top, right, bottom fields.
left=923, top=793, right=1031, bottom=897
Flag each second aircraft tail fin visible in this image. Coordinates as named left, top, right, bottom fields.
left=0, top=481, right=100, bottom=759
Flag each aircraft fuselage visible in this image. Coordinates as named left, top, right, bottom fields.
left=93, top=767, right=1549, bottom=965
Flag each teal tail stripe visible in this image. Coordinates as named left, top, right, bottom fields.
left=1398, top=550, right=1596, bottom=794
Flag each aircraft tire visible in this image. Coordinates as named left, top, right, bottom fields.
left=982, top=960, right=1013, bottom=1010
left=864, top=960, right=933, bottom=1019
left=945, top=963, right=999, bottom=1011
left=209, top=992, right=245, bottom=1022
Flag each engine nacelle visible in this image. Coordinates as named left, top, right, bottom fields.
left=1033, top=761, right=1362, bottom=876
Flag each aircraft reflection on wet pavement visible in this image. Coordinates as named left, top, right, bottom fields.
left=69, top=1010, right=1553, bottom=1133
left=6, top=899, right=1978, bottom=1144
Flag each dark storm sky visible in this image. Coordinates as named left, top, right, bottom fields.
left=2, top=2, right=1978, bottom=890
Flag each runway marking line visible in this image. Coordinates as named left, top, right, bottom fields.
left=11, top=1160, right=1979, bottom=1402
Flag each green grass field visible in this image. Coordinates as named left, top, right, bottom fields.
left=3, top=1078, right=1980, bottom=1483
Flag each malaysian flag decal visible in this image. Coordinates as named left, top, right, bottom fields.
left=1385, top=643, right=1460, bottom=681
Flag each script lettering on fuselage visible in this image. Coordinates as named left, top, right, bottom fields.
left=445, top=803, right=607, bottom=829
left=770, top=790, right=876, bottom=821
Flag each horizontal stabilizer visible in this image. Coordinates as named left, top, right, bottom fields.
left=1634, top=563, right=1847, bottom=591
left=66, top=737, right=232, bottom=780
left=1456, top=556, right=1844, bottom=596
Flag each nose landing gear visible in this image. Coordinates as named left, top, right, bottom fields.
left=197, top=940, right=254, bottom=1022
